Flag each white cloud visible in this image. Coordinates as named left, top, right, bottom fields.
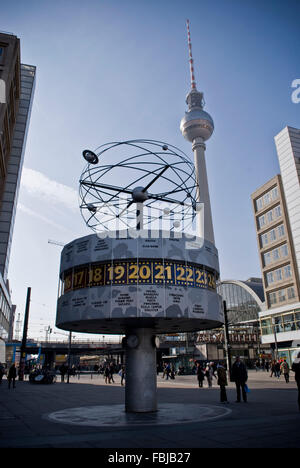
left=21, top=167, right=78, bottom=212
left=18, top=203, right=70, bottom=232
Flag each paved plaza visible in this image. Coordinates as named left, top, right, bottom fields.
left=0, top=370, right=300, bottom=448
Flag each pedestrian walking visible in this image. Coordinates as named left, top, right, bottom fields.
left=120, top=365, right=125, bottom=386
left=59, top=363, right=68, bottom=382
left=0, top=363, right=5, bottom=384
left=7, top=364, right=17, bottom=389
left=231, top=356, right=248, bottom=403
left=196, top=363, right=205, bottom=388
left=280, top=360, right=290, bottom=383
left=109, top=363, right=115, bottom=383
left=274, top=361, right=281, bottom=379
left=292, top=352, right=300, bottom=411
left=217, top=362, right=228, bottom=403
left=270, top=360, right=276, bottom=377
left=205, top=363, right=213, bottom=388
left=165, top=363, right=171, bottom=380
left=104, top=365, right=110, bottom=384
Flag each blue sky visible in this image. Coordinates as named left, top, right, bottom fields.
left=1, top=0, right=299, bottom=340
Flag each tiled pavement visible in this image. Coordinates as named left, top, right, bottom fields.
left=0, top=371, right=299, bottom=448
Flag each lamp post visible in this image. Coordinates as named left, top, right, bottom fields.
left=272, top=317, right=279, bottom=361
left=67, top=331, right=72, bottom=384
left=19, top=287, right=31, bottom=381
left=223, top=301, right=232, bottom=381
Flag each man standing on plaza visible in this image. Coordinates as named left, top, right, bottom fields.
left=7, top=364, right=17, bottom=389
left=280, top=359, right=290, bottom=383
left=0, top=363, right=5, bottom=384
left=292, top=352, right=300, bottom=411
left=231, top=356, right=248, bottom=403
left=217, top=362, right=228, bottom=403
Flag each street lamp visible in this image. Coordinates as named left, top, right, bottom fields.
left=271, top=317, right=279, bottom=361
left=67, top=332, right=72, bottom=384
left=223, top=301, right=232, bottom=381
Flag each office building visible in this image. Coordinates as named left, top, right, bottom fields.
left=252, top=174, right=300, bottom=309
left=275, top=126, right=300, bottom=284
left=0, top=31, right=36, bottom=340
left=251, top=127, right=300, bottom=364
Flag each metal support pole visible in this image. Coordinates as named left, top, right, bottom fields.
left=19, top=287, right=31, bottom=381
left=125, top=328, right=157, bottom=413
left=67, top=332, right=72, bottom=383
left=272, top=318, right=279, bottom=361
left=223, top=300, right=232, bottom=381
left=136, top=203, right=144, bottom=230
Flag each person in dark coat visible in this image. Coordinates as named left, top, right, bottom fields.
left=0, top=363, right=5, bottom=384
left=196, top=363, right=205, bottom=388
left=292, top=352, right=300, bottom=411
left=274, top=361, right=281, bottom=379
left=8, top=364, right=17, bottom=389
left=120, top=365, right=125, bottom=386
left=231, top=356, right=248, bottom=403
left=217, top=362, right=228, bottom=403
left=59, top=363, right=68, bottom=382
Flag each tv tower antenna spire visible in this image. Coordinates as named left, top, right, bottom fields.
left=186, top=19, right=197, bottom=90
left=180, top=20, right=215, bottom=244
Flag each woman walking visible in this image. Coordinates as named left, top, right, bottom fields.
left=217, top=362, right=228, bottom=403
left=205, top=363, right=213, bottom=388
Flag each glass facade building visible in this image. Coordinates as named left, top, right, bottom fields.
left=218, top=278, right=265, bottom=324
left=0, top=32, right=35, bottom=340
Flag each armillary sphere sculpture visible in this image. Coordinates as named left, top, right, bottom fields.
left=56, top=139, right=223, bottom=414
left=79, top=139, right=199, bottom=233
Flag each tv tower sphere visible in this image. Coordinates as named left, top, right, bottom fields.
left=180, top=20, right=214, bottom=143
left=180, top=97, right=214, bottom=142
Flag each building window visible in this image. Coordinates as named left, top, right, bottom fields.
left=0, top=47, right=4, bottom=65
left=273, top=248, right=280, bottom=261
left=264, top=252, right=272, bottom=266
left=278, top=289, right=286, bottom=302
left=267, top=210, right=273, bottom=223
left=256, top=197, right=263, bottom=211
left=271, top=187, right=278, bottom=200
left=295, top=311, right=300, bottom=330
left=263, top=193, right=271, bottom=206
left=284, top=265, right=292, bottom=278
left=287, top=287, right=295, bottom=300
left=281, top=244, right=288, bottom=257
left=269, top=292, right=277, bottom=305
left=274, top=205, right=282, bottom=218
left=258, top=215, right=266, bottom=229
left=261, top=233, right=268, bottom=247
left=266, top=272, right=274, bottom=285
left=278, top=224, right=285, bottom=237
left=274, top=315, right=284, bottom=333
left=261, top=318, right=272, bottom=335
left=283, top=313, right=295, bottom=332
left=269, top=229, right=276, bottom=242
left=275, top=269, right=282, bottom=281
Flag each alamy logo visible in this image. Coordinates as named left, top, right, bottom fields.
left=291, top=79, right=300, bottom=104
left=0, top=79, right=5, bottom=104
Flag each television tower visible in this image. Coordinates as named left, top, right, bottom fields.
left=180, top=19, right=215, bottom=244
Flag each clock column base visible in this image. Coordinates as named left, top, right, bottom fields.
left=125, top=328, right=157, bottom=413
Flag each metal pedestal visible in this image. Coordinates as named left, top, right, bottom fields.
left=125, top=328, right=157, bottom=413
